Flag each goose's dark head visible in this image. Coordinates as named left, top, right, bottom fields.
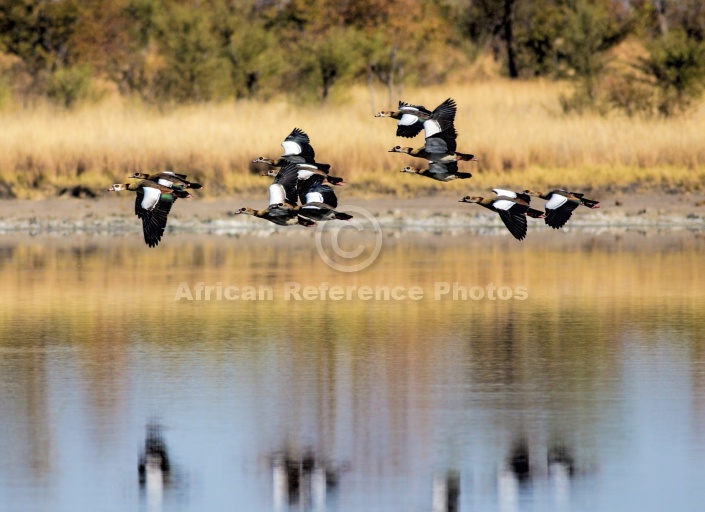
left=523, top=190, right=542, bottom=197
left=459, top=196, right=481, bottom=204
left=388, top=146, right=410, bottom=154
left=375, top=111, right=394, bottom=118
left=400, top=166, right=420, bottom=174
left=129, top=172, right=149, bottom=179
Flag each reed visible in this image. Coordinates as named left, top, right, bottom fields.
left=1, top=80, right=704, bottom=198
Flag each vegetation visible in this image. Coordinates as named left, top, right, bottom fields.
left=0, top=81, right=704, bottom=199
left=1, top=1, right=705, bottom=197
left=0, top=0, right=703, bottom=111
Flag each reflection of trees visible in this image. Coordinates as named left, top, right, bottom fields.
left=0, top=342, right=52, bottom=485
left=1, top=233, right=705, bottom=495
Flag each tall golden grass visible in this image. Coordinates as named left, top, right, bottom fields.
left=1, top=80, right=705, bottom=198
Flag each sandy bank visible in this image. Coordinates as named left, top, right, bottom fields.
left=0, top=193, right=703, bottom=236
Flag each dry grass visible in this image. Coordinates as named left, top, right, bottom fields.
left=1, top=80, right=705, bottom=198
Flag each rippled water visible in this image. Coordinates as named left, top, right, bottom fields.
left=1, top=231, right=705, bottom=511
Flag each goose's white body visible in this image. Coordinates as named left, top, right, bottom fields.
left=492, top=189, right=518, bottom=198
left=492, top=199, right=515, bottom=211
left=141, top=187, right=162, bottom=211
left=422, top=119, right=443, bottom=138
left=157, top=171, right=176, bottom=187
left=545, top=194, right=569, bottom=210
left=305, top=191, right=325, bottom=204
left=398, top=113, right=419, bottom=126
left=281, top=140, right=302, bottom=156
left=269, top=184, right=287, bottom=206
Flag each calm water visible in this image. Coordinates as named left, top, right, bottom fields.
left=1, top=230, right=705, bottom=511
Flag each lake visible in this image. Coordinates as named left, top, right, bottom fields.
left=1, top=229, right=705, bottom=511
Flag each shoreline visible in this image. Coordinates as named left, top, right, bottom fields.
left=0, top=194, right=704, bottom=236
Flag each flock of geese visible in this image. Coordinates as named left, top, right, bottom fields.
left=109, top=98, right=600, bottom=247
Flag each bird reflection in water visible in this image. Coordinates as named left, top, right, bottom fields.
left=498, top=439, right=531, bottom=512
left=498, top=439, right=578, bottom=511
left=547, top=445, right=575, bottom=506
left=271, top=449, right=346, bottom=511
left=433, top=470, right=460, bottom=512
left=138, top=423, right=171, bottom=507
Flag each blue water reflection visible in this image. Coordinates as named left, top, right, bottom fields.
left=1, top=233, right=705, bottom=511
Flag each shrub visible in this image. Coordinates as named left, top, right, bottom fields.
left=636, top=29, right=705, bottom=116
left=46, top=65, right=93, bottom=108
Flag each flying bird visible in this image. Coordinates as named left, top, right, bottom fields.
left=523, top=189, right=601, bottom=229
left=108, top=179, right=191, bottom=247
left=459, top=190, right=545, bottom=241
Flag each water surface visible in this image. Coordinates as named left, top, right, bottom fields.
left=1, top=231, right=705, bottom=511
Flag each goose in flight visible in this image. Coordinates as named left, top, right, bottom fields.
left=523, top=189, right=601, bottom=229
left=400, top=161, right=472, bottom=182
left=252, top=127, right=332, bottom=172
left=108, top=180, right=192, bottom=247
left=234, top=163, right=317, bottom=227
left=459, top=191, right=545, bottom=241
left=376, top=98, right=456, bottom=139
left=128, top=171, right=202, bottom=190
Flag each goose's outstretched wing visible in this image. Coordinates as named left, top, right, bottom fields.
left=281, top=128, right=316, bottom=162
left=135, top=187, right=175, bottom=248
left=422, top=98, right=457, bottom=138
left=497, top=209, right=528, bottom=241
left=270, top=163, right=301, bottom=206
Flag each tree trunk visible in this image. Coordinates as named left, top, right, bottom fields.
left=655, top=0, right=669, bottom=35
left=367, top=66, right=376, bottom=113
left=388, top=46, right=397, bottom=106
left=503, top=0, right=518, bottom=78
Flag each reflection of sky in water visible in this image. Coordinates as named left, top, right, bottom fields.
left=1, top=233, right=705, bottom=511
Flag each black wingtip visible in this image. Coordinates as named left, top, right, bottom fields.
left=326, top=176, right=345, bottom=185
left=396, top=124, right=424, bottom=138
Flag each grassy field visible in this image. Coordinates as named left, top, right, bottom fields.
left=1, top=80, right=705, bottom=198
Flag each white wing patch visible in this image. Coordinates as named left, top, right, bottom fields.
left=157, top=178, right=173, bottom=187
left=492, top=189, right=517, bottom=198
left=398, top=113, right=419, bottom=126
left=422, top=119, right=442, bottom=138
left=545, top=194, right=568, bottom=210
left=269, top=183, right=286, bottom=206
left=305, top=192, right=325, bottom=204
left=281, top=140, right=302, bottom=156
left=140, top=187, right=162, bottom=211
left=296, top=170, right=315, bottom=180
left=492, top=199, right=515, bottom=211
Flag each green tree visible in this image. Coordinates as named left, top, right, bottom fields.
left=558, top=0, right=632, bottom=112
left=151, top=3, right=232, bottom=102
left=514, top=1, right=563, bottom=77
left=0, top=0, right=82, bottom=94
left=294, top=27, right=364, bottom=102
left=46, top=64, right=92, bottom=108
left=637, top=28, right=705, bottom=115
